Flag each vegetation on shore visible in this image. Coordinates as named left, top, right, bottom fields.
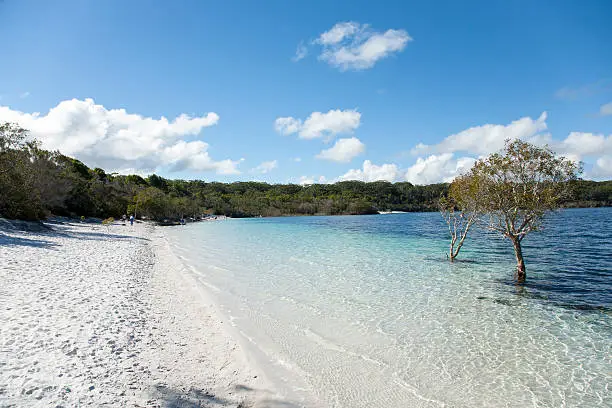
left=1, top=122, right=611, bottom=222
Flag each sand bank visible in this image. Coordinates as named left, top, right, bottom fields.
left=0, top=220, right=298, bottom=407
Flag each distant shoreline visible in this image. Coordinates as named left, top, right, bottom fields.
left=156, top=201, right=612, bottom=223
left=3, top=199, right=610, bottom=227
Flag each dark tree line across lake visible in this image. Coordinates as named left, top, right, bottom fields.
left=1, top=123, right=611, bottom=221
left=3, top=155, right=611, bottom=222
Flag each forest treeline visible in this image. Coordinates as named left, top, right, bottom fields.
left=1, top=123, right=611, bottom=221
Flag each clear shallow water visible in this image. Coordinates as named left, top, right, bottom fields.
left=165, top=208, right=611, bottom=407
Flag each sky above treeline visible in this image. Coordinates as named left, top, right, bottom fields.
left=0, top=0, right=611, bottom=185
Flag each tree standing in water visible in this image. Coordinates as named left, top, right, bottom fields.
left=460, top=139, right=581, bottom=282
left=439, top=173, right=480, bottom=262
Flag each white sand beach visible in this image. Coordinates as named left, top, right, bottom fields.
left=0, top=220, right=297, bottom=407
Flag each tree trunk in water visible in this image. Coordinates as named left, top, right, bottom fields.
left=449, top=234, right=460, bottom=262
left=511, top=236, right=526, bottom=282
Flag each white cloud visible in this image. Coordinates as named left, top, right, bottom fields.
left=404, top=154, right=476, bottom=185
left=339, top=160, right=401, bottom=182
left=274, top=117, right=301, bottom=136
left=405, top=113, right=612, bottom=184
left=298, top=176, right=315, bottom=185
left=292, top=41, right=308, bottom=62
left=335, top=155, right=476, bottom=185
left=0, top=98, right=242, bottom=175
left=301, top=109, right=361, bottom=139
left=411, top=112, right=610, bottom=164
left=316, top=137, right=365, bottom=163
left=293, top=157, right=302, bottom=162
left=599, top=102, right=612, bottom=116
left=162, top=141, right=242, bottom=175
left=336, top=155, right=476, bottom=185
left=19, top=91, right=30, bottom=99
left=250, top=160, right=278, bottom=174
left=316, top=22, right=412, bottom=71
left=298, top=175, right=327, bottom=185
left=318, top=22, right=360, bottom=45
left=556, top=132, right=612, bottom=159
left=413, top=112, right=549, bottom=156
left=590, top=156, right=612, bottom=179
left=328, top=113, right=610, bottom=186
left=275, top=109, right=361, bottom=139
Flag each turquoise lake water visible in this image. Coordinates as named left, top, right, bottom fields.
left=165, top=208, right=611, bottom=407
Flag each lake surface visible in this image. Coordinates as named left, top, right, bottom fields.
left=165, top=208, right=611, bottom=407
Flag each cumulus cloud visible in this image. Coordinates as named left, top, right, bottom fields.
left=590, top=156, right=612, bottom=179
left=298, top=176, right=315, bottom=185
left=0, top=98, right=242, bottom=175
left=162, top=141, right=243, bottom=174
left=293, top=22, right=411, bottom=71
left=275, top=109, right=361, bottom=139
left=317, top=22, right=360, bottom=45
left=298, top=175, right=328, bottom=185
left=338, top=155, right=475, bottom=185
left=555, top=132, right=612, bottom=159
left=334, top=114, right=549, bottom=185
left=335, top=156, right=478, bottom=185
left=339, top=160, right=401, bottom=182
left=599, top=102, right=612, bottom=116
left=315, top=22, right=412, bottom=71
left=404, top=154, right=476, bottom=185
left=274, top=117, right=301, bottom=136
left=405, top=113, right=612, bottom=184
left=316, top=137, right=365, bottom=163
left=412, top=112, right=610, bottom=163
left=250, top=160, right=278, bottom=174
left=328, top=113, right=611, bottom=186
left=413, top=112, right=549, bottom=156
left=316, top=22, right=412, bottom=71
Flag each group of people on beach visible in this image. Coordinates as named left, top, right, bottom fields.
left=121, top=214, right=135, bottom=226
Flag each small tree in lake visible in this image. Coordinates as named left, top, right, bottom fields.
left=439, top=174, right=479, bottom=261
left=462, top=139, right=581, bottom=282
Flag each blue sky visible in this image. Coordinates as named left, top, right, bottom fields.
left=1, top=0, right=611, bottom=184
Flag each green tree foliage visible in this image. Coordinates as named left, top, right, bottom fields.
left=0, top=123, right=39, bottom=219
left=454, top=139, right=582, bottom=281
left=0, top=123, right=72, bottom=219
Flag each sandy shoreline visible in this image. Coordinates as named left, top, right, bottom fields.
left=0, top=220, right=298, bottom=407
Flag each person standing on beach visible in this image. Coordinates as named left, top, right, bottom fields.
left=130, top=215, right=134, bottom=226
